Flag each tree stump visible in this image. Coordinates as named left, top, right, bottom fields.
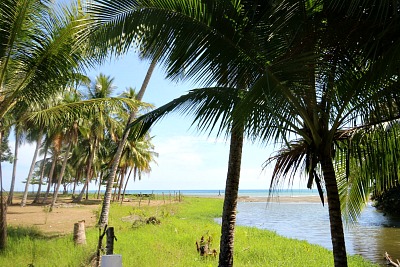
left=73, top=220, right=86, bottom=245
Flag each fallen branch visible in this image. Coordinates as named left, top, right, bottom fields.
left=385, top=252, right=400, bottom=267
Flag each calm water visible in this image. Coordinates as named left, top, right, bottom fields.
left=235, top=201, right=400, bottom=266
left=123, top=189, right=400, bottom=265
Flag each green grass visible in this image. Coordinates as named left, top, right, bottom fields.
left=0, top=197, right=378, bottom=267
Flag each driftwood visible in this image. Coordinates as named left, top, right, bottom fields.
left=385, top=252, right=400, bottom=267
left=195, top=236, right=217, bottom=257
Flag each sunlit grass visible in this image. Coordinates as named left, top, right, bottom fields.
left=0, top=197, right=378, bottom=266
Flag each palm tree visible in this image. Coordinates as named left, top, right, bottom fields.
left=74, top=73, right=118, bottom=202
left=118, top=131, right=158, bottom=202
left=96, top=56, right=159, bottom=226
left=88, top=2, right=400, bottom=267
left=0, top=0, right=94, bottom=122
left=7, top=122, right=24, bottom=205
left=86, top=2, right=277, bottom=266
left=20, top=128, right=43, bottom=207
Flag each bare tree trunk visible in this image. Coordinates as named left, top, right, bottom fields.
left=7, top=130, right=19, bottom=205
left=50, top=142, right=72, bottom=211
left=218, top=127, right=243, bottom=267
left=98, top=54, right=158, bottom=226
left=21, top=131, right=43, bottom=207
left=321, top=156, right=348, bottom=267
left=33, top=149, right=48, bottom=203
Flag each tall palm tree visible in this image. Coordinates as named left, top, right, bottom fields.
left=7, top=122, right=24, bottom=205
left=74, top=73, right=117, bottom=202
left=96, top=55, right=159, bottom=226
left=86, top=2, right=277, bottom=266
left=89, top=2, right=400, bottom=267
left=118, top=131, right=158, bottom=202
left=20, top=128, right=43, bottom=207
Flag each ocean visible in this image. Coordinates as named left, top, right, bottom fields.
left=122, top=188, right=321, bottom=197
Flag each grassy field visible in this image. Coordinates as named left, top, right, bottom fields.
left=1, top=197, right=378, bottom=266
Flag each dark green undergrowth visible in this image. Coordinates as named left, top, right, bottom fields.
left=0, top=197, right=378, bottom=266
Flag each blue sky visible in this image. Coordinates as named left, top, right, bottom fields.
left=2, top=51, right=308, bottom=193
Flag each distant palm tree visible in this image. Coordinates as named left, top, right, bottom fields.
left=74, top=73, right=118, bottom=202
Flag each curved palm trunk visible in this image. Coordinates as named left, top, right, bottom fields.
left=218, top=127, right=243, bottom=267
left=321, top=157, right=348, bottom=267
left=50, top=142, right=72, bottom=211
left=98, top=54, right=158, bottom=226
left=33, top=150, right=48, bottom=203
left=21, top=131, right=43, bottom=207
left=7, top=131, right=19, bottom=205
left=42, top=153, right=57, bottom=204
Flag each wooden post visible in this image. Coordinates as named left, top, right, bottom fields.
left=106, top=227, right=116, bottom=255
left=162, top=192, right=165, bottom=204
left=73, top=220, right=86, bottom=245
left=96, top=225, right=107, bottom=267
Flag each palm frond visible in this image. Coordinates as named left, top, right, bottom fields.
left=22, top=97, right=150, bottom=128
left=131, top=87, right=241, bottom=139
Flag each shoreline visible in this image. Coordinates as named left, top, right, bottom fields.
left=191, top=194, right=325, bottom=203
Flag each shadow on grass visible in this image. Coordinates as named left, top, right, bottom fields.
left=7, top=226, right=48, bottom=240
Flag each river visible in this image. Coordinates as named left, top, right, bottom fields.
left=235, top=201, right=400, bottom=266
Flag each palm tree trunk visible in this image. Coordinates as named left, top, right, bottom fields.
left=0, top=130, right=7, bottom=251
left=75, top=138, right=97, bottom=202
left=50, top=142, right=72, bottom=211
left=218, top=127, right=244, bottom=267
left=33, top=149, right=48, bottom=203
left=121, top=167, right=134, bottom=203
left=7, top=131, right=19, bottom=205
left=21, top=131, right=43, bottom=207
left=97, top=171, right=103, bottom=199
left=42, top=153, right=57, bottom=204
left=112, top=172, right=121, bottom=202
left=117, top=168, right=126, bottom=201
left=321, top=157, right=348, bottom=267
left=98, top=54, right=158, bottom=226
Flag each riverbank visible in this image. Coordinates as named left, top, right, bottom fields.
left=3, top=196, right=377, bottom=266
left=6, top=194, right=324, bottom=235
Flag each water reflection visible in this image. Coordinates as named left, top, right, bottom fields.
left=234, top=202, right=400, bottom=265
